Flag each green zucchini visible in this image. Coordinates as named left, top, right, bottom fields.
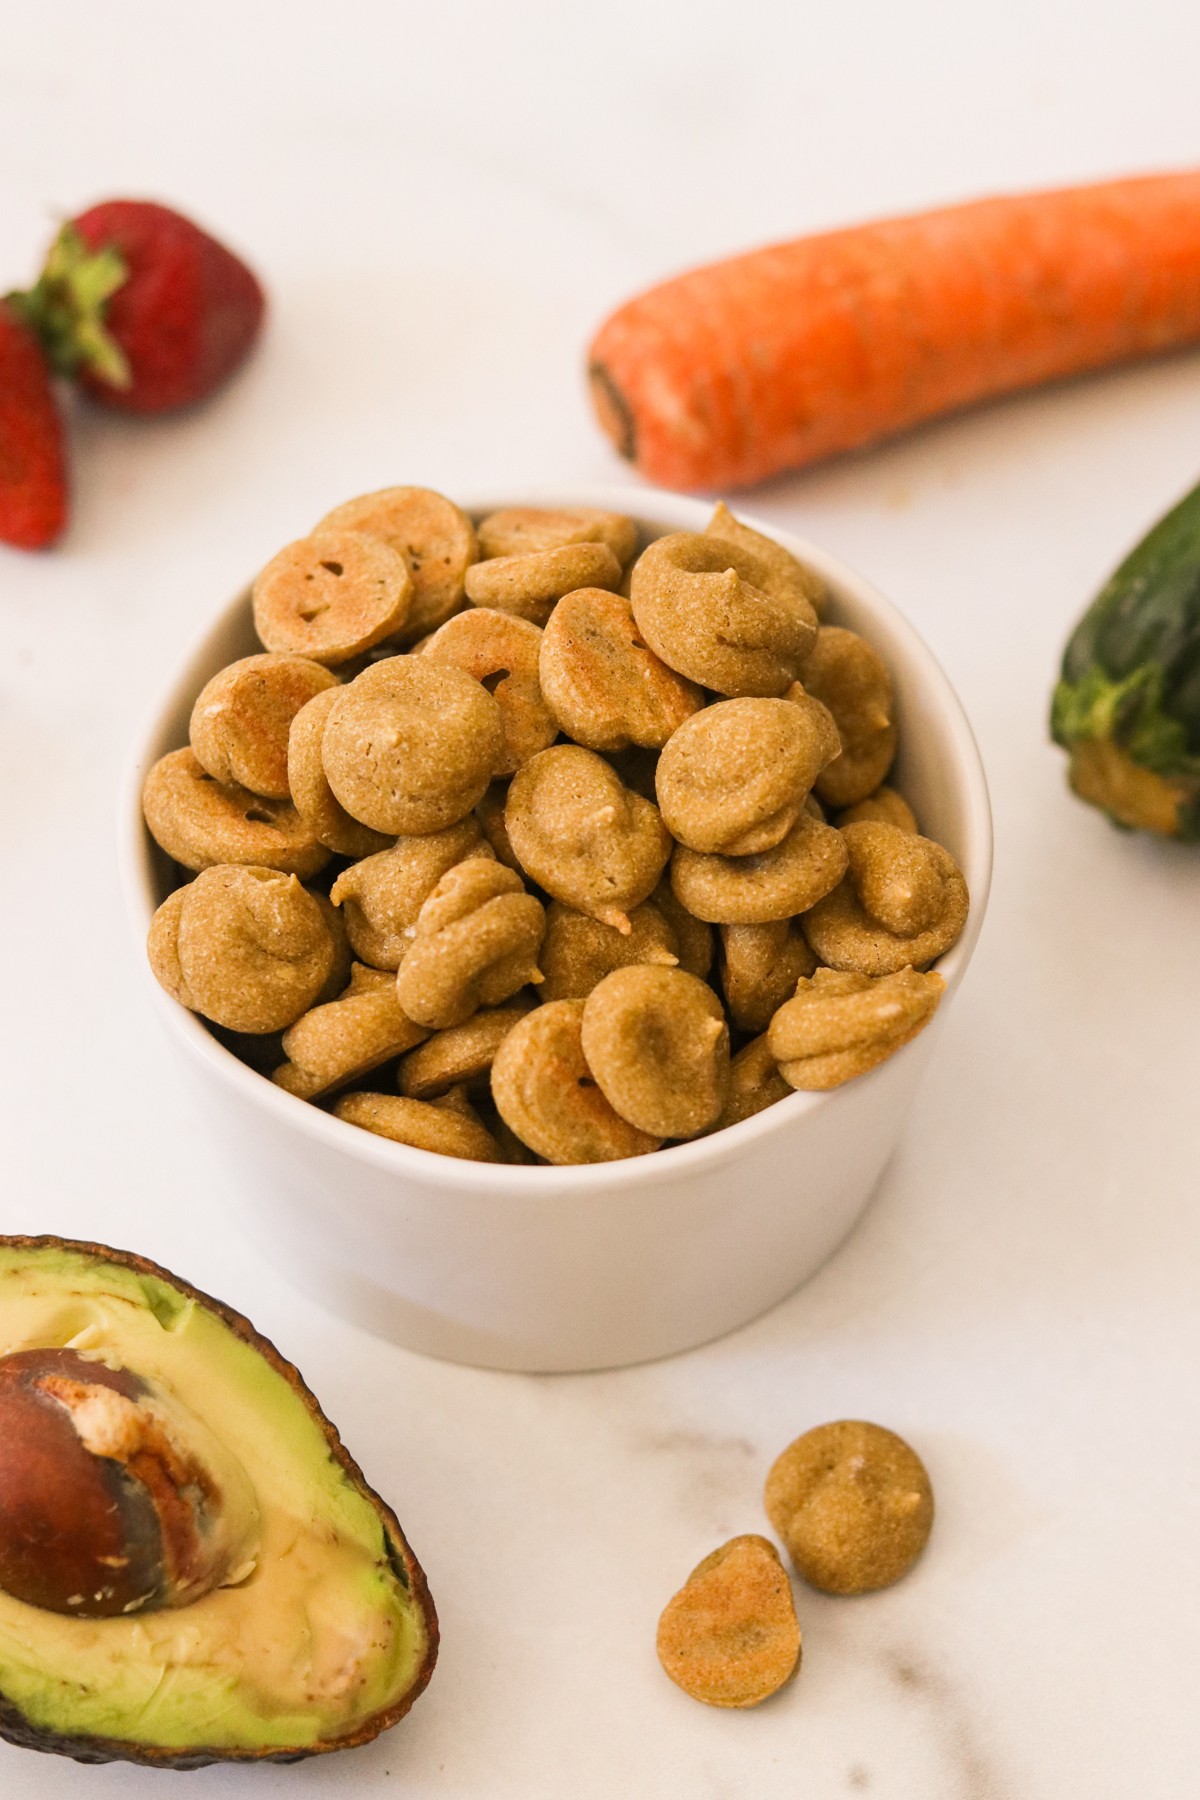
left=1051, top=477, right=1200, bottom=838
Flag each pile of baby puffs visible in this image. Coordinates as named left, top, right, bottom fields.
left=143, top=490, right=968, bottom=1165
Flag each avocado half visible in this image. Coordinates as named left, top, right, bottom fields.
left=0, top=1236, right=437, bottom=1768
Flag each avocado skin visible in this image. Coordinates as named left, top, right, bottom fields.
left=0, top=1236, right=438, bottom=1769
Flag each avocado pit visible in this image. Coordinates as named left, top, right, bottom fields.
left=0, top=1347, right=259, bottom=1619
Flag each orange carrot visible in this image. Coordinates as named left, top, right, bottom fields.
left=588, top=171, right=1200, bottom=492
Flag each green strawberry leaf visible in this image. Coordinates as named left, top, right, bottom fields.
left=6, top=223, right=131, bottom=387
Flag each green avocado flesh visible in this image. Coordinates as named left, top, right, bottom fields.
left=0, top=1242, right=432, bottom=1758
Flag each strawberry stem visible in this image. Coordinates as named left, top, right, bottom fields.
left=6, top=223, right=131, bottom=387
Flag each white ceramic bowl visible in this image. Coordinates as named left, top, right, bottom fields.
left=121, top=487, right=991, bottom=1373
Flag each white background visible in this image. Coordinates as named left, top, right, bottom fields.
left=2, top=3, right=1199, bottom=1794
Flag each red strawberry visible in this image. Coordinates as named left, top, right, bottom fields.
left=11, top=201, right=265, bottom=414
left=0, top=301, right=68, bottom=549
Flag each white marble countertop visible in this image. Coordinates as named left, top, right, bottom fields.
left=3, top=3, right=1200, bottom=1794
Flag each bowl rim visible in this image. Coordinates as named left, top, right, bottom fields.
left=119, top=484, right=993, bottom=1196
